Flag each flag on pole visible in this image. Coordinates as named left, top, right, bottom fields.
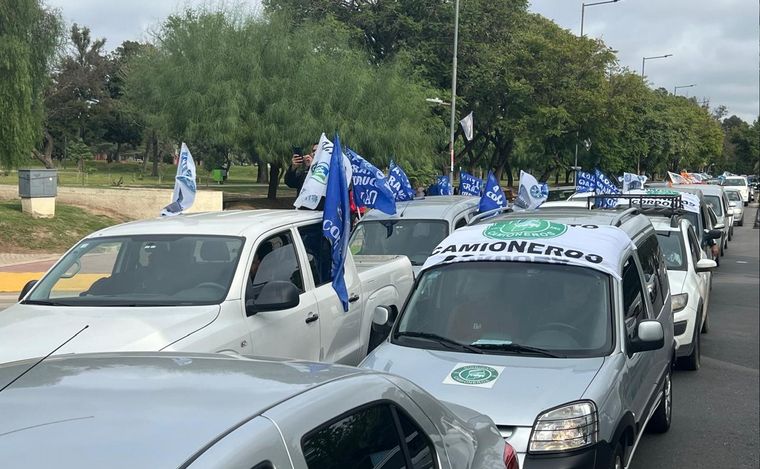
left=322, top=134, right=352, bottom=312
left=428, top=175, right=453, bottom=196
left=593, top=168, right=620, bottom=208
left=668, top=171, right=689, bottom=185
left=294, top=133, right=351, bottom=209
left=576, top=170, right=596, bottom=193
left=478, top=171, right=508, bottom=213
left=459, top=171, right=483, bottom=196
left=514, top=170, right=548, bottom=210
left=622, top=172, right=648, bottom=192
left=161, top=142, right=197, bottom=217
left=460, top=111, right=474, bottom=141
left=387, top=160, right=415, bottom=201
left=346, top=148, right=396, bottom=215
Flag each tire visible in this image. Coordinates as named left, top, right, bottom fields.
left=610, top=441, right=624, bottom=469
left=720, top=242, right=725, bottom=257
left=739, top=218, right=744, bottom=226
left=647, top=369, right=672, bottom=433
left=679, top=316, right=701, bottom=371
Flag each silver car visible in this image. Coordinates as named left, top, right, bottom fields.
left=0, top=353, right=517, bottom=469
left=363, top=208, right=674, bottom=469
left=725, top=188, right=745, bottom=226
left=350, top=196, right=480, bottom=276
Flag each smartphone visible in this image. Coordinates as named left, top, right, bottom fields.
left=292, top=146, right=303, bottom=156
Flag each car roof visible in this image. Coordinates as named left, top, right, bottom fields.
left=87, top=210, right=322, bottom=238
left=361, top=196, right=479, bottom=222
left=675, top=184, right=725, bottom=197
left=0, top=353, right=370, bottom=467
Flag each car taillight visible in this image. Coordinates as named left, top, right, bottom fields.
left=503, top=442, right=519, bottom=469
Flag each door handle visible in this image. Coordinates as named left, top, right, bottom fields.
left=305, top=313, right=319, bottom=324
left=348, top=294, right=360, bottom=303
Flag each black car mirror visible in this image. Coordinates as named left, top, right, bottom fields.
left=18, top=280, right=38, bottom=301
left=246, top=281, right=300, bottom=315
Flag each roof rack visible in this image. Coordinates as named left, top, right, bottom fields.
left=588, top=193, right=687, bottom=228
left=467, top=206, right=514, bottom=225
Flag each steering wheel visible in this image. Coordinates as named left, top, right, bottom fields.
left=193, top=282, right=226, bottom=294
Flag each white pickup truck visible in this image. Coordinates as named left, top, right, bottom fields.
left=0, top=210, right=414, bottom=365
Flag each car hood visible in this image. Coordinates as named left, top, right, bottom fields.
left=362, top=342, right=605, bottom=426
left=0, top=303, right=220, bottom=364
left=667, top=270, right=687, bottom=294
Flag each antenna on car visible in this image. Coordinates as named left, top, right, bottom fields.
left=398, top=200, right=413, bottom=218
left=0, top=325, right=89, bottom=394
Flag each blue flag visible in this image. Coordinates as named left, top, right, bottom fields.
left=594, top=168, right=620, bottom=209
left=428, top=175, right=453, bottom=196
left=388, top=160, right=415, bottom=201
left=478, top=171, right=508, bottom=213
left=576, top=170, right=596, bottom=193
left=322, top=134, right=351, bottom=312
left=346, top=148, right=396, bottom=215
left=459, top=171, right=483, bottom=196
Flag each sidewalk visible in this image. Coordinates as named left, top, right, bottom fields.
left=0, top=253, right=61, bottom=293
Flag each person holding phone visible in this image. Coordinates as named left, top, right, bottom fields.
left=285, top=143, right=318, bottom=192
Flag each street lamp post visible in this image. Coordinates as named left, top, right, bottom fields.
left=580, top=0, right=620, bottom=37
left=641, top=54, right=672, bottom=77
left=674, top=84, right=696, bottom=95
left=448, top=0, right=461, bottom=175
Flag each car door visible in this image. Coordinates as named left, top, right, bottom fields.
left=621, top=254, right=657, bottom=426
left=296, top=222, right=363, bottom=364
left=686, top=225, right=709, bottom=308
left=244, top=229, right=321, bottom=361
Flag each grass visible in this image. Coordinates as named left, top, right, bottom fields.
left=0, top=201, right=120, bottom=253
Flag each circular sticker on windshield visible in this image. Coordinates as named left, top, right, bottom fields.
left=450, top=365, right=500, bottom=385
left=484, top=219, right=568, bottom=240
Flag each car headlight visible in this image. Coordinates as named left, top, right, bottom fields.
left=671, top=293, right=689, bottom=312
left=529, top=401, right=597, bottom=453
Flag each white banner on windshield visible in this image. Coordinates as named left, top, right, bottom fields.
left=625, top=189, right=700, bottom=214
left=294, top=133, right=352, bottom=209
left=422, top=219, right=634, bottom=279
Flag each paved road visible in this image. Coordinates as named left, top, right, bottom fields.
left=632, top=205, right=759, bottom=468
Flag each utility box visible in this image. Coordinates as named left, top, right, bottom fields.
left=211, top=169, right=226, bottom=184
left=18, top=169, right=57, bottom=218
left=19, top=169, right=58, bottom=198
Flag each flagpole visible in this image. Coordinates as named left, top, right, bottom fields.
left=448, top=0, right=460, bottom=175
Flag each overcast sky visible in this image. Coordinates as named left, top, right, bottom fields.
left=47, top=0, right=759, bottom=123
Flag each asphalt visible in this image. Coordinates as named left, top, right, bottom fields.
left=631, top=204, right=759, bottom=469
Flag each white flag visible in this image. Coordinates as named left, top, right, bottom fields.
left=294, top=133, right=352, bottom=210
left=460, top=111, right=474, bottom=141
left=514, top=170, right=548, bottom=210
left=161, top=142, right=196, bottom=217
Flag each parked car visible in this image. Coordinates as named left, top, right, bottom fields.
left=720, top=175, right=750, bottom=206
left=650, top=217, right=716, bottom=370
left=725, top=189, right=745, bottom=226
left=660, top=186, right=725, bottom=264
left=0, top=353, right=518, bottom=469
left=2, top=210, right=414, bottom=365
left=349, top=196, right=479, bottom=276
left=363, top=208, right=675, bottom=469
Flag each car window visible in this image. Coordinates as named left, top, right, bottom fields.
left=303, top=404, right=409, bottom=469
left=622, top=257, right=648, bottom=327
left=251, top=463, right=273, bottom=469
left=247, top=231, right=303, bottom=301
left=454, top=217, right=467, bottom=230
left=397, top=409, right=436, bottom=469
left=656, top=231, right=686, bottom=271
left=705, top=195, right=723, bottom=216
left=637, top=235, right=666, bottom=313
left=686, top=226, right=702, bottom=266
left=726, top=191, right=742, bottom=202
left=298, top=223, right=334, bottom=287
left=349, top=220, right=449, bottom=266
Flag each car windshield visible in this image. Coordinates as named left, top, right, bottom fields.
left=656, top=231, right=686, bottom=271
left=722, top=178, right=746, bottom=187
left=726, top=190, right=742, bottom=202
left=349, top=220, right=448, bottom=266
left=26, top=235, right=244, bottom=306
left=704, top=195, right=723, bottom=216
left=394, top=262, right=612, bottom=357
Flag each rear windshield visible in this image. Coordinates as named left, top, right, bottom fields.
left=704, top=195, right=723, bottom=216
left=26, top=235, right=244, bottom=306
left=722, top=178, right=746, bottom=187
left=394, top=262, right=613, bottom=358
left=656, top=231, right=686, bottom=271
left=349, top=220, right=448, bottom=266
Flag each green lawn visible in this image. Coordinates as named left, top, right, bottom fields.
left=0, top=201, right=120, bottom=253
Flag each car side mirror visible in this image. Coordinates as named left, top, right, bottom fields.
left=713, top=223, right=725, bottom=230
left=372, top=305, right=391, bottom=325
left=245, top=281, right=300, bottom=315
left=705, top=229, right=723, bottom=240
left=696, top=259, right=717, bottom=272
left=628, top=320, right=664, bottom=354
left=729, top=201, right=737, bottom=208
left=18, top=280, right=38, bottom=301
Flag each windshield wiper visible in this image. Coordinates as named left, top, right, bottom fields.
left=396, top=331, right=483, bottom=354
left=471, top=342, right=562, bottom=358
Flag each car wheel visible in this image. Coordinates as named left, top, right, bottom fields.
left=610, top=441, right=624, bottom=469
left=679, top=318, right=701, bottom=371
left=729, top=227, right=733, bottom=240
left=739, top=218, right=744, bottom=226
left=647, top=369, right=672, bottom=433
left=720, top=242, right=725, bottom=257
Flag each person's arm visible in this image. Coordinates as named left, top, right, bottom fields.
left=284, top=165, right=301, bottom=189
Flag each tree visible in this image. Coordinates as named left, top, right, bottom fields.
left=0, top=0, right=62, bottom=169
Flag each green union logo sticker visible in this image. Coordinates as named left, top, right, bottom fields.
left=450, top=365, right=500, bottom=385
left=310, top=162, right=329, bottom=184
left=484, top=219, right=568, bottom=240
